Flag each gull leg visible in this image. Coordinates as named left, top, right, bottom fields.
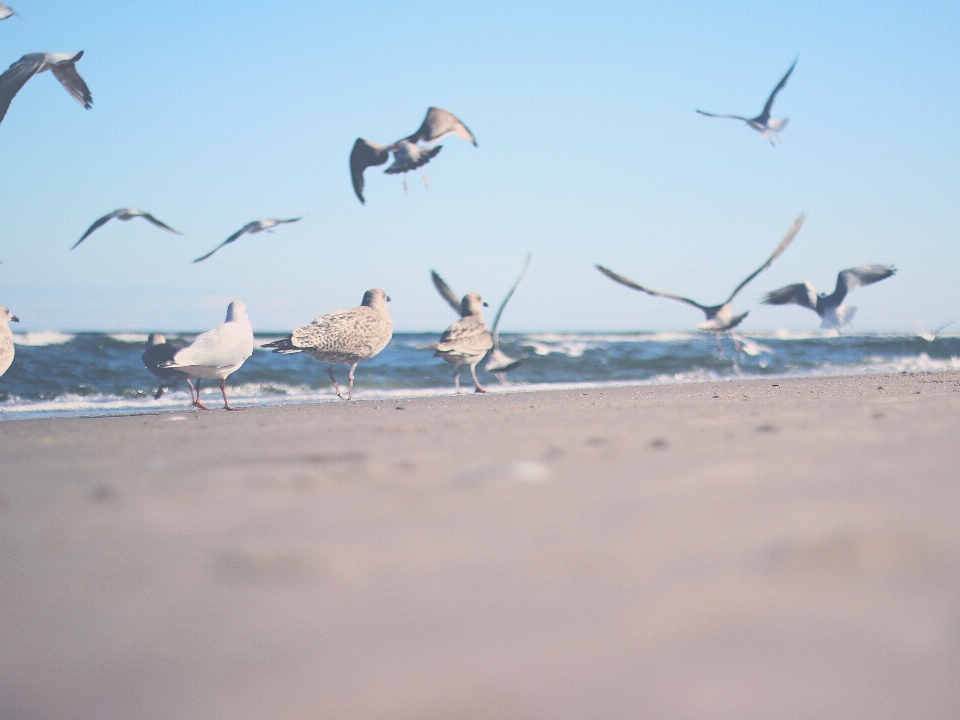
left=191, top=379, right=209, bottom=410
left=422, top=171, right=429, bottom=187
left=221, top=379, right=242, bottom=411
left=715, top=333, right=724, bottom=357
left=347, top=363, right=357, bottom=401
left=403, top=177, right=409, bottom=193
left=470, top=364, right=487, bottom=394
left=328, top=363, right=346, bottom=400
left=454, top=368, right=461, bottom=394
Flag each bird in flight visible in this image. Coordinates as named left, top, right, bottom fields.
left=596, top=214, right=807, bottom=352
left=697, top=58, right=797, bottom=146
left=71, top=208, right=183, bottom=250
left=350, top=107, right=477, bottom=204
left=431, top=253, right=531, bottom=379
left=762, top=265, right=896, bottom=331
left=0, top=52, right=92, bottom=128
left=193, top=218, right=303, bottom=263
left=0, top=3, right=37, bottom=31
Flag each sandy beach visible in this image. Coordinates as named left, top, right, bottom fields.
left=2, top=371, right=960, bottom=719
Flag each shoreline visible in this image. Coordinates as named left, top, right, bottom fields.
left=3, top=370, right=960, bottom=718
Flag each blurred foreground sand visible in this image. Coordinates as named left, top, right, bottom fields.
left=2, top=372, right=960, bottom=719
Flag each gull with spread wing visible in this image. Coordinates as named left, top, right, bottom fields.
left=431, top=253, right=531, bottom=380
left=697, top=58, right=797, bottom=146
left=350, top=107, right=477, bottom=203
left=0, top=52, right=92, bottom=128
left=193, top=218, right=302, bottom=263
left=0, top=4, right=37, bottom=31
left=596, top=214, right=807, bottom=352
left=762, top=265, right=897, bottom=331
left=71, top=208, right=183, bottom=250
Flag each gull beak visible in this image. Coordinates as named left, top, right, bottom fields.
left=482, top=301, right=488, bottom=307
left=386, top=296, right=392, bottom=302
left=10, top=315, right=19, bottom=322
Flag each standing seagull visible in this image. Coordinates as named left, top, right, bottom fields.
left=71, top=208, right=183, bottom=250
left=0, top=306, right=19, bottom=378
left=0, top=4, right=37, bottom=31
left=0, top=52, right=92, bottom=127
left=433, top=293, right=494, bottom=393
left=160, top=301, right=254, bottom=410
left=193, top=218, right=303, bottom=263
left=350, top=107, right=477, bottom=203
left=697, top=58, right=797, bottom=146
left=596, top=214, right=807, bottom=352
left=262, top=288, right=393, bottom=401
left=762, top=265, right=897, bottom=331
left=142, top=333, right=194, bottom=400
left=431, top=253, right=531, bottom=378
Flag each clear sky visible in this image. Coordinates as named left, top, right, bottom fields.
left=0, top=0, right=957, bottom=333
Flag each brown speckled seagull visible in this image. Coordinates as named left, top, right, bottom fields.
left=433, top=293, right=494, bottom=394
left=262, top=288, right=393, bottom=400
left=350, top=107, right=477, bottom=203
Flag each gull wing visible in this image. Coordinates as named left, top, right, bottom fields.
left=723, top=212, right=807, bottom=304
left=490, top=253, right=531, bottom=342
left=140, top=212, right=184, bottom=235
left=408, top=107, right=477, bottom=146
left=835, top=265, right=896, bottom=299
left=71, top=209, right=120, bottom=250
left=431, top=271, right=463, bottom=315
left=171, top=323, right=248, bottom=369
left=595, top=265, right=709, bottom=312
left=49, top=52, right=92, bottom=109
left=762, top=282, right=818, bottom=310
left=695, top=109, right=751, bottom=122
left=350, top=138, right=390, bottom=204
left=0, top=53, right=44, bottom=124
left=192, top=224, right=254, bottom=263
left=754, top=57, right=797, bottom=125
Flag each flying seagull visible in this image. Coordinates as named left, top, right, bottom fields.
left=193, top=217, right=303, bottom=263
left=696, top=58, right=797, bottom=146
left=433, top=292, right=494, bottom=393
left=350, top=107, right=477, bottom=203
left=71, top=208, right=183, bottom=250
left=0, top=4, right=37, bottom=31
left=762, top=265, right=896, bottom=331
left=261, top=288, right=393, bottom=401
left=431, top=253, right=531, bottom=379
left=596, top=213, right=807, bottom=352
left=910, top=318, right=954, bottom=343
left=159, top=301, right=254, bottom=410
left=0, top=52, right=92, bottom=128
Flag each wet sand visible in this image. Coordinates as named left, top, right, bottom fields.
left=2, top=371, right=960, bottom=719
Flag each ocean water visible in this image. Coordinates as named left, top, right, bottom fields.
left=1, top=330, right=959, bottom=420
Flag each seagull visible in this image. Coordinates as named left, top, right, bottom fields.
left=71, top=208, right=183, bottom=250
left=762, top=265, right=897, bottom=331
left=696, top=58, right=797, bottom=146
left=0, top=52, right=92, bottom=128
left=0, top=4, right=37, bottom=31
left=596, top=213, right=807, bottom=352
left=142, top=333, right=194, bottom=400
left=261, top=288, right=393, bottom=401
left=0, top=305, right=19, bottom=378
left=433, top=293, right=494, bottom=393
left=192, top=217, right=303, bottom=263
left=431, top=253, right=531, bottom=380
left=159, top=301, right=254, bottom=410
left=350, top=107, right=477, bottom=203
left=910, top=318, right=954, bottom=342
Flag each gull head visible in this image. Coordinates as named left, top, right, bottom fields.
left=0, top=306, right=18, bottom=324
left=147, top=333, right=166, bottom=346
left=225, top=300, right=248, bottom=322
left=461, top=292, right=487, bottom=316
left=361, top=288, right=391, bottom=311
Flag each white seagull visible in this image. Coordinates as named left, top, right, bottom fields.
left=193, top=218, right=303, bottom=263
left=0, top=52, right=92, bottom=128
left=596, top=214, right=807, bottom=351
left=431, top=253, right=531, bottom=379
left=0, top=4, right=37, bottom=31
left=0, top=305, right=19, bottom=378
left=160, top=301, right=254, bottom=410
left=910, top=318, right=954, bottom=343
left=762, top=265, right=897, bottom=331
left=71, top=208, right=183, bottom=250
left=697, top=58, right=797, bottom=146
left=350, top=107, right=477, bottom=203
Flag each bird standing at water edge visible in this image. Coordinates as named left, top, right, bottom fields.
left=696, top=58, right=797, bottom=146
left=0, top=52, right=92, bottom=128
left=0, top=306, right=19, bottom=378
left=262, top=288, right=393, bottom=401
left=433, top=293, right=494, bottom=393
left=142, top=333, right=194, bottom=400
left=159, top=301, right=254, bottom=410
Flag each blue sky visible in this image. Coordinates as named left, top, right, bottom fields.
left=0, top=1, right=958, bottom=333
